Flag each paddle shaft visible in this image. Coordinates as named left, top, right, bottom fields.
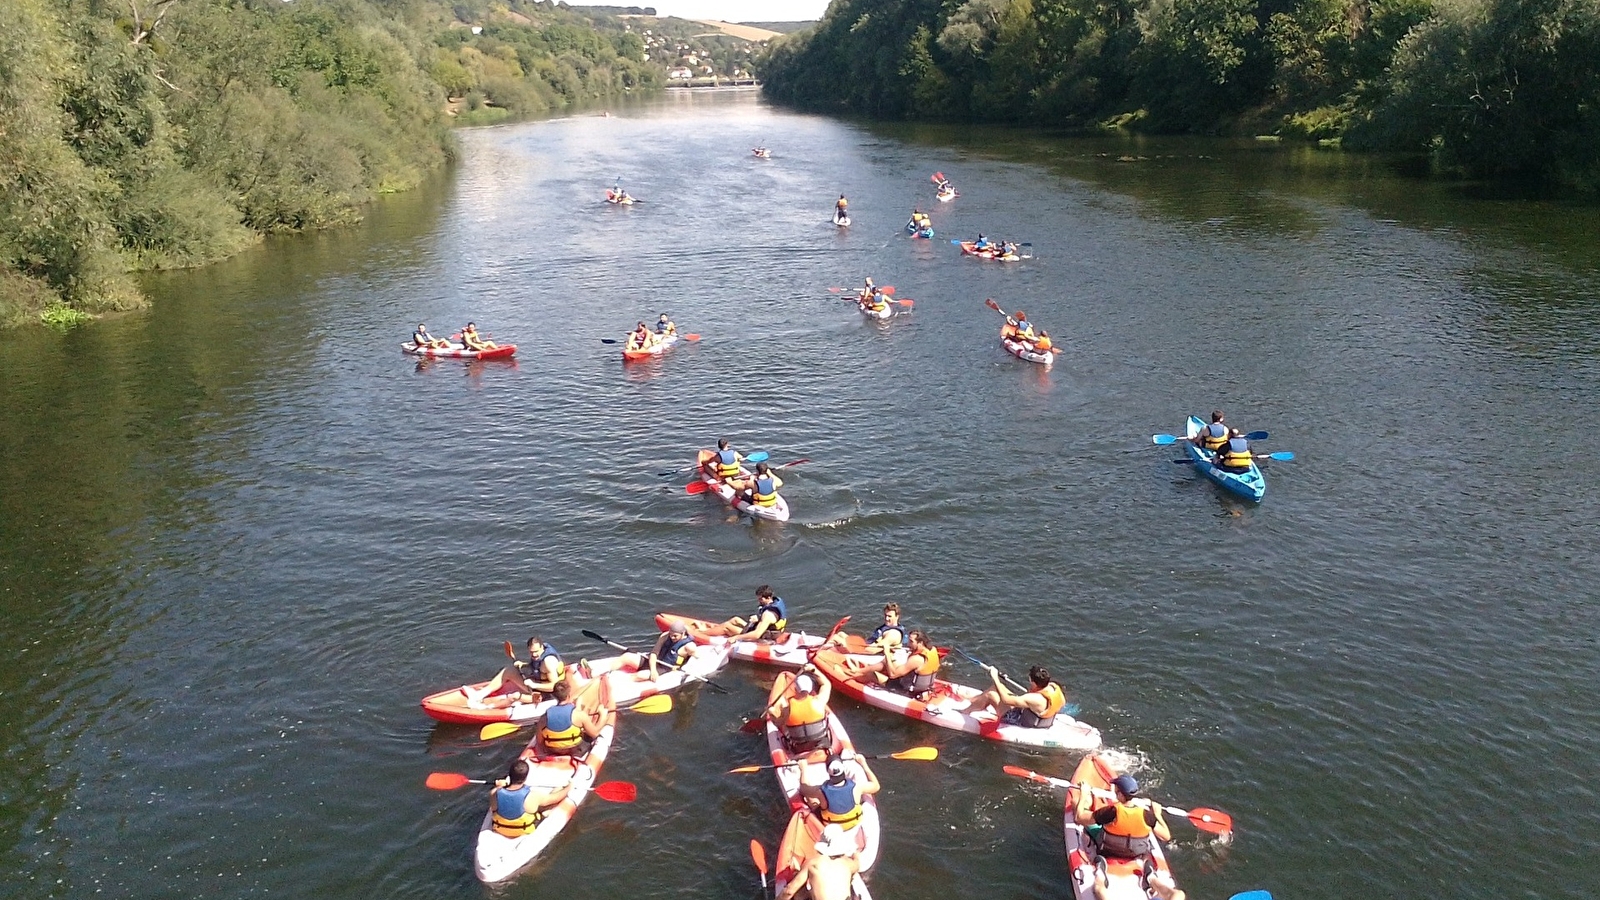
left=955, top=648, right=1028, bottom=692
left=1004, top=766, right=1231, bottom=832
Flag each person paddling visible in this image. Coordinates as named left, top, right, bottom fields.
left=1074, top=773, right=1171, bottom=864
left=654, top=313, right=676, bottom=336
left=460, top=322, right=498, bottom=351
left=709, top=584, right=788, bottom=641
left=766, top=666, right=833, bottom=753
left=626, top=321, right=655, bottom=352
left=1216, top=429, right=1258, bottom=472
left=798, top=753, right=879, bottom=834
left=971, top=664, right=1068, bottom=728
left=619, top=620, right=701, bottom=682
left=835, top=194, right=849, bottom=222
left=464, top=636, right=567, bottom=708
left=489, top=758, right=573, bottom=837
left=842, top=629, right=940, bottom=701
left=1191, top=410, right=1230, bottom=451
left=739, top=461, right=784, bottom=509
left=537, top=678, right=612, bottom=757
left=697, top=438, right=744, bottom=484
left=412, top=323, right=452, bottom=349
left=776, top=821, right=861, bottom=900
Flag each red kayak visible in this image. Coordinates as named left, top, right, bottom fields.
left=402, top=342, right=516, bottom=360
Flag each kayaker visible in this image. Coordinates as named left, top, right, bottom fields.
left=460, top=323, right=497, bottom=351
left=1010, top=312, right=1036, bottom=342
left=489, top=757, right=573, bottom=837
left=464, top=636, right=566, bottom=708
left=776, top=821, right=861, bottom=900
left=866, top=603, right=906, bottom=652
left=843, top=629, right=940, bottom=701
left=766, top=667, right=833, bottom=753
left=1217, top=429, right=1256, bottom=472
left=537, top=678, right=612, bottom=757
left=971, top=664, right=1067, bottom=728
left=1191, top=410, right=1230, bottom=451
left=620, top=620, right=701, bottom=682
left=799, top=753, right=879, bottom=833
left=856, top=277, right=876, bottom=303
left=654, top=313, right=676, bottom=335
left=627, top=321, right=655, bottom=352
left=1002, top=241, right=1019, bottom=257
left=699, top=438, right=744, bottom=483
left=739, top=461, right=784, bottom=509
left=412, top=323, right=452, bottom=349
left=1074, top=773, right=1171, bottom=862
left=973, top=233, right=989, bottom=250
left=709, top=584, right=788, bottom=640
left=1034, top=331, right=1054, bottom=353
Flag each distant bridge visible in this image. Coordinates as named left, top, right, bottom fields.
left=665, top=77, right=761, bottom=89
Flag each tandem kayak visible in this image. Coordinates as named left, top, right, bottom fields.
left=772, top=808, right=875, bottom=900
left=1183, top=414, right=1265, bottom=501
left=810, top=648, right=1101, bottom=751
left=653, top=613, right=877, bottom=668
left=858, top=301, right=895, bottom=320
left=959, top=241, right=1019, bottom=262
left=1063, top=754, right=1177, bottom=900
left=692, top=460, right=791, bottom=521
left=763, top=670, right=881, bottom=872
left=905, top=221, right=934, bottom=238
left=622, top=333, right=679, bottom=361
left=474, top=717, right=617, bottom=882
left=1000, top=326, right=1054, bottom=368
left=402, top=342, right=517, bottom=360
left=936, top=189, right=957, bottom=202
left=753, top=148, right=773, bottom=159
left=420, top=684, right=555, bottom=727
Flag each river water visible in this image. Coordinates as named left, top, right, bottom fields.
left=3, top=88, right=1598, bottom=900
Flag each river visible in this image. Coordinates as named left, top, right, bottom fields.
left=3, top=88, right=1598, bottom=900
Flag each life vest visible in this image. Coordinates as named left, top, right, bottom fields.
left=540, top=702, right=583, bottom=752
left=1010, top=682, right=1065, bottom=728
left=745, top=597, right=788, bottom=634
left=868, top=623, right=905, bottom=646
left=413, top=331, right=430, bottom=345
left=1013, top=321, right=1034, bottom=340
left=836, top=199, right=848, bottom=210
left=1200, top=422, right=1229, bottom=451
left=655, top=321, right=673, bottom=334
left=1097, top=802, right=1157, bottom=859
left=657, top=634, right=695, bottom=668
left=1219, top=437, right=1253, bottom=470
left=867, top=294, right=888, bottom=312
left=783, top=694, right=831, bottom=748
left=491, top=784, right=546, bottom=836
left=520, top=647, right=565, bottom=686
left=888, top=649, right=940, bottom=696
left=1035, top=335, right=1053, bottom=352
left=752, top=475, right=778, bottom=506
left=819, top=779, right=863, bottom=830
left=716, top=448, right=742, bottom=479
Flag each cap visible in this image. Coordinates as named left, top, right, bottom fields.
left=794, top=673, right=817, bottom=694
left=668, top=622, right=688, bottom=637
left=1111, top=774, right=1139, bottom=796
left=816, top=823, right=853, bottom=857
left=825, top=756, right=848, bottom=783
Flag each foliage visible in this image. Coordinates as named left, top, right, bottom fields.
left=760, top=0, right=1600, bottom=188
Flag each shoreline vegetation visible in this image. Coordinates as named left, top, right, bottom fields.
left=758, top=0, right=1600, bottom=193
left=0, top=0, right=765, bottom=329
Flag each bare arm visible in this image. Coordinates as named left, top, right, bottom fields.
left=776, top=865, right=808, bottom=900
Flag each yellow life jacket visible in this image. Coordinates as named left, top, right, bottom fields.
left=1199, top=423, right=1229, bottom=451
left=491, top=785, right=545, bottom=836
left=540, top=703, right=583, bottom=751
left=752, top=474, right=779, bottom=506
left=1035, top=335, right=1053, bottom=351
left=716, top=449, right=742, bottom=479
left=1219, top=440, right=1254, bottom=469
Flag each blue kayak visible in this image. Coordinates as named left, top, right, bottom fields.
left=905, top=221, right=934, bottom=238
left=1183, top=415, right=1265, bottom=501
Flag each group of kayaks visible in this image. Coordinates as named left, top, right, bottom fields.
left=421, top=609, right=1231, bottom=896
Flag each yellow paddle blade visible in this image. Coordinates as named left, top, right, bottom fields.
left=890, top=746, right=939, bottom=761
left=479, top=722, right=523, bottom=741
left=727, top=765, right=764, bottom=774
left=628, top=694, right=673, bottom=714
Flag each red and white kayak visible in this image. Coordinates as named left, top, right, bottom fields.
left=694, top=463, right=791, bottom=521
left=1063, top=754, right=1177, bottom=900
left=622, top=332, right=678, bottom=361
left=959, top=241, right=1020, bottom=261
left=858, top=300, right=895, bottom=320
left=763, top=670, right=881, bottom=871
left=1000, top=326, right=1055, bottom=367
left=420, top=684, right=555, bottom=727
left=474, top=719, right=616, bottom=882
left=810, top=648, right=1100, bottom=751
left=653, top=613, right=875, bottom=668
left=772, top=808, right=875, bottom=900
left=402, top=341, right=517, bottom=360
left=936, top=189, right=957, bottom=202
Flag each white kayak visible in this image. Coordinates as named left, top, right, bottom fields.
left=771, top=808, right=875, bottom=900
left=572, top=643, right=732, bottom=705
left=653, top=613, right=884, bottom=668
left=858, top=301, right=895, bottom=320
left=1002, top=333, right=1054, bottom=368
left=474, top=721, right=616, bottom=882
left=696, top=467, right=791, bottom=521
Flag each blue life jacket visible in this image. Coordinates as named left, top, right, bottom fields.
left=819, top=778, right=863, bottom=829
left=540, top=702, right=582, bottom=751
left=658, top=634, right=695, bottom=667
left=494, top=783, right=532, bottom=822
left=745, top=596, right=788, bottom=634
left=869, top=624, right=906, bottom=645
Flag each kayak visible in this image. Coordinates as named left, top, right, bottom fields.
left=810, top=647, right=1101, bottom=751
left=858, top=301, right=895, bottom=320
left=771, top=808, right=875, bottom=900
left=420, top=684, right=556, bottom=727
left=604, top=189, right=640, bottom=204
left=905, top=221, right=934, bottom=238
left=474, top=718, right=617, bottom=882
left=1183, top=414, right=1265, bottom=501
left=693, top=460, right=791, bottom=521
left=764, top=670, right=881, bottom=871
left=753, top=148, right=772, bottom=159
left=402, top=341, right=517, bottom=360
left=959, top=241, right=1020, bottom=261
left=622, top=332, right=679, bottom=361
left=1000, top=326, right=1054, bottom=368
left=1063, top=753, right=1177, bottom=900
left=936, top=189, right=957, bottom=202
left=654, top=612, right=877, bottom=667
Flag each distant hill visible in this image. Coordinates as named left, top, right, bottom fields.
left=737, top=21, right=813, bottom=34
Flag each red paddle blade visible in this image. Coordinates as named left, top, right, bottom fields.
left=739, top=717, right=768, bottom=734
left=425, top=772, right=472, bottom=790
left=1002, top=764, right=1049, bottom=785
left=503, top=640, right=515, bottom=659
left=931, top=172, right=944, bottom=182
left=896, top=299, right=915, bottom=307
left=750, top=839, right=769, bottom=875
left=984, top=298, right=1001, bottom=312
left=827, top=287, right=845, bottom=293
left=684, top=334, right=701, bottom=341
left=1185, top=807, right=1233, bottom=834
left=779, top=458, right=809, bottom=468
left=685, top=481, right=709, bottom=495
left=880, top=286, right=895, bottom=295
left=593, top=781, right=638, bottom=802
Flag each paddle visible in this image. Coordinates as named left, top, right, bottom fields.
left=425, top=772, right=637, bottom=801
left=1177, top=451, right=1293, bottom=463
left=603, top=333, right=701, bottom=345
left=828, top=286, right=894, bottom=295
left=1228, top=893, right=1272, bottom=900
left=685, top=480, right=711, bottom=495
left=728, top=746, right=938, bottom=773
left=954, top=648, right=1081, bottom=716
left=751, top=839, right=770, bottom=899
left=1001, top=765, right=1234, bottom=835
left=579, top=628, right=730, bottom=694
left=477, top=693, right=673, bottom=741
left=1153, top=431, right=1268, bottom=445
left=740, top=616, right=852, bottom=733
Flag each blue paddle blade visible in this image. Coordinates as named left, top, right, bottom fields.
left=1244, top=430, right=1269, bottom=440
left=1267, top=451, right=1295, bottom=461
left=1152, top=434, right=1180, bottom=445
left=744, top=451, right=769, bottom=464
left=1062, top=703, right=1081, bottom=716
left=1227, top=892, right=1272, bottom=900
